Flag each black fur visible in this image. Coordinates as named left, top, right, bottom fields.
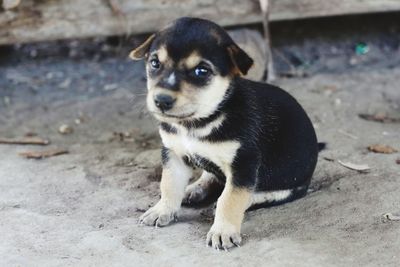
left=160, top=122, right=177, bottom=134
left=161, top=146, right=170, bottom=165
left=179, top=110, right=223, bottom=129
left=183, top=154, right=226, bottom=182
left=181, top=78, right=318, bottom=193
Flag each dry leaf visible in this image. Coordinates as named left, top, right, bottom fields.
left=19, top=149, right=68, bottom=159
left=338, top=160, right=370, bottom=172
left=368, top=144, right=397, bottom=154
left=0, top=137, right=50, bottom=145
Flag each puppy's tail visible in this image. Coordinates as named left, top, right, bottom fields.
left=247, top=185, right=309, bottom=211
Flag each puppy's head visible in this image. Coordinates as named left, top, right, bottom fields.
left=130, top=17, right=253, bottom=123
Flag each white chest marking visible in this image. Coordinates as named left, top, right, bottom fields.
left=160, top=125, right=240, bottom=170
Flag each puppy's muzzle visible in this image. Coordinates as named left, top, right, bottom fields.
left=154, top=94, right=176, bottom=112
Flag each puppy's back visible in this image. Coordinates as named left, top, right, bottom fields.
left=234, top=78, right=318, bottom=191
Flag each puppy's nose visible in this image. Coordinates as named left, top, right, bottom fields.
left=154, top=94, right=176, bottom=112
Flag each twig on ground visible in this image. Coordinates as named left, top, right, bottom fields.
left=19, top=149, right=68, bottom=159
left=0, top=137, right=50, bottom=145
left=359, top=113, right=400, bottom=123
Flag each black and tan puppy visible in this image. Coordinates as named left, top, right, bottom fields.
left=130, top=17, right=319, bottom=250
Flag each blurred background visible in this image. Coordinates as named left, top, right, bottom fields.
left=0, top=1, right=399, bottom=266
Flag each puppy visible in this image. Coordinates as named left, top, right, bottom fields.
left=130, top=17, right=319, bottom=250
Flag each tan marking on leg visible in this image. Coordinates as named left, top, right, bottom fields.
left=207, top=179, right=251, bottom=250
left=216, top=185, right=251, bottom=230
left=139, top=151, right=192, bottom=227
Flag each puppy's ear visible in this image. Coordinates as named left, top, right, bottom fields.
left=129, top=34, right=156, bottom=60
left=227, top=44, right=254, bottom=76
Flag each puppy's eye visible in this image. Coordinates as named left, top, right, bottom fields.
left=193, top=66, right=211, bottom=78
left=150, top=58, right=161, bottom=69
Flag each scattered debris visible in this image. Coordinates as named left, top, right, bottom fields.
left=58, top=78, right=72, bottom=89
left=355, top=42, right=369, bottom=55
left=368, top=144, right=398, bottom=154
left=310, top=85, right=338, bottom=95
left=323, top=157, right=335, bottom=162
left=64, top=166, right=77, bottom=171
left=110, top=132, right=135, bottom=142
left=382, top=213, right=400, bottom=221
left=103, top=83, right=119, bottom=91
left=359, top=113, right=400, bottom=123
left=58, top=124, right=74, bottom=134
left=5, top=69, right=33, bottom=84
left=0, top=137, right=50, bottom=145
left=3, top=96, right=11, bottom=106
left=349, top=56, right=359, bottom=66
left=338, top=160, right=370, bottom=172
left=396, top=159, right=400, bottom=165
left=24, top=132, right=38, bottom=137
left=74, top=113, right=87, bottom=125
left=334, top=98, right=342, bottom=106
left=19, top=149, right=69, bottom=159
left=337, top=129, right=358, bottom=140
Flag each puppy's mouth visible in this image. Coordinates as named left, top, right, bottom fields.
left=153, top=111, right=195, bottom=120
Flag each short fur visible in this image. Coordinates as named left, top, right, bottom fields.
left=131, top=17, right=319, bottom=250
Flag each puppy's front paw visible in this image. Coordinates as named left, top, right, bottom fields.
left=206, top=222, right=242, bottom=250
left=139, top=202, right=177, bottom=227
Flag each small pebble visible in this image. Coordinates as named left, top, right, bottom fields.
left=59, top=124, right=74, bottom=134
left=3, top=96, right=11, bottom=106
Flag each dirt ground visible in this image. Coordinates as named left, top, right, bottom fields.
left=1, top=14, right=400, bottom=267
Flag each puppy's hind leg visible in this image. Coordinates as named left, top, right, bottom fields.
left=182, top=171, right=223, bottom=207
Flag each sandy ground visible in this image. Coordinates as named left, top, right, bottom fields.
left=1, top=59, right=399, bottom=266
left=1, top=14, right=400, bottom=267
